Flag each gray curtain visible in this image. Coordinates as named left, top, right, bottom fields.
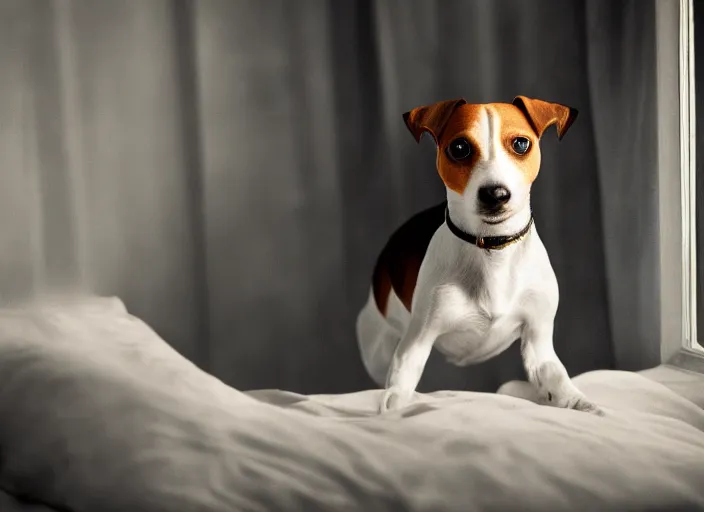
left=0, top=0, right=661, bottom=394
left=586, top=0, right=661, bottom=371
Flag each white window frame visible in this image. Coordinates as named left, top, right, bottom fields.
left=658, top=0, right=704, bottom=372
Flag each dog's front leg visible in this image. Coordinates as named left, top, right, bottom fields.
left=379, top=314, right=438, bottom=414
left=521, top=321, right=603, bottom=416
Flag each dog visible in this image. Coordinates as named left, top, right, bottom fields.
left=355, top=96, right=602, bottom=415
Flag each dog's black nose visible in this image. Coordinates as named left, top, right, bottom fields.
left=478, top=185, right=511, bottom=208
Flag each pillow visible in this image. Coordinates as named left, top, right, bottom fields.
left=0, top=295, right=259, bottom=511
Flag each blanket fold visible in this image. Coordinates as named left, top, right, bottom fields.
left=0, top=296, right=702, bottom=512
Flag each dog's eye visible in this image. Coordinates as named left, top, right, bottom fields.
left=512, top=137, right=531, bottom=155
left=447, top=138, right=472, bottom=161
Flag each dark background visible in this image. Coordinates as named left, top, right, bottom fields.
left=0, top=0, right=663, bottom=394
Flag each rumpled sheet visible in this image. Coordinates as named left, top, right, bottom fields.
left=0, top=296, right=703, bottom=512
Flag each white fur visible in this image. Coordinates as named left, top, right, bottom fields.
left=356, top=106, right=602, bottom=415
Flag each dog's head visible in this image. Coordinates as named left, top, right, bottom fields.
left=403, top=96, right=577, bottom=230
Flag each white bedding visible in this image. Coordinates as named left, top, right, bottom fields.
left=0, top=296, right=703, bottom=512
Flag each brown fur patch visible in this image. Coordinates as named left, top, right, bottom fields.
left=372, top=203, right=446, bottom=314
left=434, top=104, right=484, bottom=194
left=512, top=96, right=578, bottom=140
left=403, top=99, right=467, bottom=144
left=492, top=104, right=542, bottom=184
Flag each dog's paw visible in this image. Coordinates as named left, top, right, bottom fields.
left=541, top=388, right=604, bottom=416
left=564, top=394, right=604, bottom=416
left=379, top=386, right=413, bottom=414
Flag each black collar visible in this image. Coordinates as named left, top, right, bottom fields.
left=444, top=205, right=534, bottom=250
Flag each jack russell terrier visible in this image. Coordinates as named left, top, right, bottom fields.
left=356, top=96, right=603, bottom=416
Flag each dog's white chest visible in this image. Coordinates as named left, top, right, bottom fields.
left=431, top=281, right=524, bottom=366
left=411, top=227, right=550, bottom=367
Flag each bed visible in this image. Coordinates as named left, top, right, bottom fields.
left=0, top=296, right=703, bottom=512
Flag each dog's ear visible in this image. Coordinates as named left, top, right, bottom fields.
left=402, top=98, right=467, bottom=144
left=512, top=96, right=578, bottom=140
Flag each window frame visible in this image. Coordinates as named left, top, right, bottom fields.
left=658, top=0, right=704, bottom=372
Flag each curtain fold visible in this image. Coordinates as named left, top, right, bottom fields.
left=0, top=0, right=661, bottom=393
left=585, top=0, right=661, bottom=371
